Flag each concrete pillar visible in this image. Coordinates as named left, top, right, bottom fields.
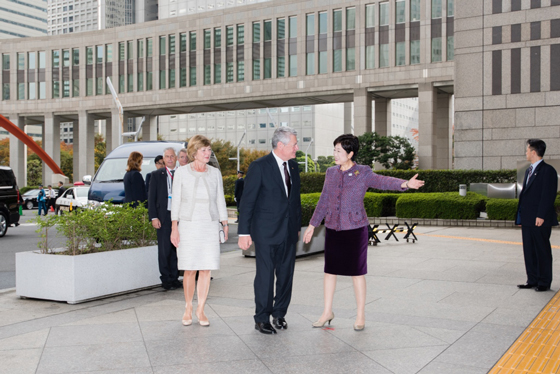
left=436, top=93, right=452, bottom=169
left=343, top=102, right=353, bottom=134
left=374, top=98, right=389, bottom=137
left=43, top=113, right=61, bottom=185
left=107, top=108, right=122, bottom=152
left=74, top=111, right=95, bottom=182
left=418, top=82, right=437, bottom=169
left=353, top=88, right=373, bottom=136
left=8, top=114, right=26, bottom=187
left=142, top=115, right=158, bottom=141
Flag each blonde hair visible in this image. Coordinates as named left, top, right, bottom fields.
left=126, top=151, right=143, bottom=172
left=187, top=135, right=211, bottom=162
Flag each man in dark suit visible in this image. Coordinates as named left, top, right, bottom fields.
left=238, top=127, right=302, bottom=335
left=57, top=181, right=66, bottom=198
left=234, top=170, right=244, bottom=223
left=148, top=148, right=182, bottom=291
left=146, top=155, right=164, bottom=195
left=516, top=139, right=559, bottom=292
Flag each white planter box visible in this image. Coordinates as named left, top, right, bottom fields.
left=243, top=226, right=326, bottom=257
left=16, top=245, right=160, bottom=304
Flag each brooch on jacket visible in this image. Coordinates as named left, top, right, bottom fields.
left=354, top=170, right=360, bottom=176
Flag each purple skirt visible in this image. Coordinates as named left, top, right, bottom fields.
left=324, top=226, right=368, bottom=276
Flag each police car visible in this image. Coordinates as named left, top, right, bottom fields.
left=55, top=187, right=90, bottom=214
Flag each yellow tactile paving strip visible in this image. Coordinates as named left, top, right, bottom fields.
left=488, top=291, right=560, bottom=374
left=416, top=233, right=560, bottom=249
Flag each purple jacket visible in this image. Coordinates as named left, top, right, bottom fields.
left=310, top=164, right=407, bottom=231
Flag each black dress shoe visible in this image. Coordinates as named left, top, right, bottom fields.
left=172, top=280, right=183, bottom=289
left=255, top=322, right=277, bottom=334
left=272, top=317, right=288, bottom=330
left=536, top=286, right=551, bottom=292
left=517, top=283, right=537, bottom=289
left=162, top=283, right=174, bottom=290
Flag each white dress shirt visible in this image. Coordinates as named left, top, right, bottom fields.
left=271, top=150, right=290, bottom=198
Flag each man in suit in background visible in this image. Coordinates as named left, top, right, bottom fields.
left=516, top=139, right=559, bottom=292
left=234, top=170, right=244, bottom=223
left=238, top=127, right=302, bottom=335
left=146, top=155, right=164, bottom=194
left=148, top=148, right=182, bottom=291
left=57, top=181, right=66, bottom=199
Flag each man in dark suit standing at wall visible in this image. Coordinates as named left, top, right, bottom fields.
left=516, top=139, right=559, bottom=292
left=148, top=147, right=182, bottom=291
left=238, top=127, right=302, bottom=335
left=146, top=155, right=164, bottom=195
left=234, top=170, right=244, bottom=223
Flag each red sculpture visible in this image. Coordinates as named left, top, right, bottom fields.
left=0, top=114, right=64, bottom=176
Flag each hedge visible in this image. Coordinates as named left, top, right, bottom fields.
left=301, top=193, right=322, bottom=226
left=223, top=169, right=517, bottom=195
left=395, top=192, right=487, bottom=219
left=487, top=196, right=560, bottom=221
left=486, top=199, right=518, bottom=220
left=364, top=193, right=401, bottom=217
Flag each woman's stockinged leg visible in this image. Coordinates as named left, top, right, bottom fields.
left=196, top=270, right=212, bottom=325
left=352, top=275, right=366, bottom=325
left=182, top=270, right=197, bottom=325
left=322, top=273, right=337, bottom=319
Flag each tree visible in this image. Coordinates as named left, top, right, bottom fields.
left=356, top=132, right=382, bottom=167
left=356, top=132, right=416, bottom=170
left=94, top=133, right=106, bottom=173
left=316, top=156, right=335, bottom=172
left=27, top=154, right=42, bottom=186
left=239, top=148, right=269, bottom=173
left=60, top=141, right=73, bottom=183
left=0, top=138, right=8, bottom=166
left=207, top=139, right=238, bottom=176
left=376, top=135, right=416, bottom=170
left=295, top=150, right=316, bottom=173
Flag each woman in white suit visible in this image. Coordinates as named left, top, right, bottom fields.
left=170, top=135, right=229, bottom=327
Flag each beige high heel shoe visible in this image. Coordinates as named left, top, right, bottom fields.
left=353, top=323, right=365, bottom=331
left=182, top=305, right=192, bottom=326
left=312, top=312, right=335, bottom=328
left=196, top=310, right=210, bottom=327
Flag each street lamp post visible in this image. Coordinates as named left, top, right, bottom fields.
left=304, top=138, right=314, bottom=173
left=229, top=131, right=247, bottom=171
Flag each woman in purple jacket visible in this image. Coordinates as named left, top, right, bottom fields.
left=303, top=134, right=424, bottom=331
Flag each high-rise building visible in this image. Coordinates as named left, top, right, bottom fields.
left=47, top=0, right=157, bottom=35
left=158, top=0, right=269, bottom=19
left=0, top=0, right=47, bottom=39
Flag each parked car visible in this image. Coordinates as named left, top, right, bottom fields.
left=55, top=187, right=90, bottom=214
left=84, top=141, right=219, bottom=206
left=22, top=189, right=40, bottom=210
left=0, top=166, right=21, bottom=237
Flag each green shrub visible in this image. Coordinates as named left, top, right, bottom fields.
left=224, top=194, right=235, bottom=206
left=486, top=199, right=518, bottom=220
left=34, top=203, right=157, bottom=255
left=395, top=192, right=487, bottom=219
left=223, top=175, right=237, bottom=196
left=300, top=173, right=328, bottom=194
left=364, top=193, right=401, bottom=217
left=301, top=193, right=321, bottom=226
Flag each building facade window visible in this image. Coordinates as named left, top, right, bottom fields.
left=264, top=20, right=272, bottom=79
left=333, top=9, right=342, bottom=72
left=253, top=22, right=261, bottom=80
left=169, top=35, right=175, bottom=88
left=190, top=32, right=197, bottom=86
left=86, top=47, right=94, bottom=96
left=159, top=36, right=166, bottom=89
left=2, top=54, right=9, bottom=100
left=147, top=38, right=153, bottom=90
left=306, top=14, right=315, bottom=75
left=237, top=25, right=245, bottom=81
left=277, top=18, right=285, bottom=78
left=346, top=8, right=356, bottom=71
left=289, top=17, right=297, bottom=76
left=52, top=51, right=59, bottom=98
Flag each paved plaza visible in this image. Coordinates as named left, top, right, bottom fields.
left=1, top=223, right=559, bottom=374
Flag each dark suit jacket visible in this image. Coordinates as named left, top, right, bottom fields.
left=148, top=168, right=173, bottom=226
left=516, top=161, right=559, bottom=227
left=57, top=186, right=66, bottom=198
left=238, top=152, right=302, bottom=245
left=123, top=170, right=147, bottom=207
left=145, top=172, right=152, bottom=195
left=234, top=178, right=244, bottom=201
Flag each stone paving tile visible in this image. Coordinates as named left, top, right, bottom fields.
left=152, top=359, right=270, bottom=374
left=0, top=348, right=42, bottom=374
left=36, top=342, right=152, bottom=374
left=417, top=361, right=490, bottom=374
left=45, top=323, right=144, bottom=347
left=145, top=335, right=256, bottom=367
left=0, top=328, right=49, bottom=350
left=363, top=345, right=449, bottom=374
left=263, top=351, right=393, bottom=374
left=62, top=309, right=138, bottom=326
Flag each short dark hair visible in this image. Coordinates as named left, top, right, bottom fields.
left=154, top=155, right=163, bottom=164
left=527, top=139, right=546, bottom=157
left=333, top=134, right=359, bottom=161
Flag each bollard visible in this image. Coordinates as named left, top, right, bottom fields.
left=459, top=184, right=467, bottom=196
